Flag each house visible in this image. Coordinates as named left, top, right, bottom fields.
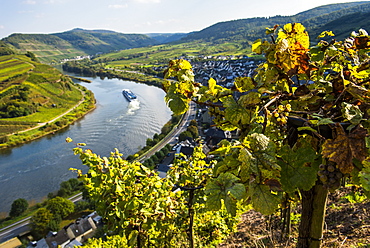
left=199, top=109, right=212, bottom=125
left=204, top=127, right=232, bottom=148
left=44, top=229, right=70, bottom=248
left=0, top=237, right=22, bottom=248
left=65, top=217, right=97, bottom=243
left=28, top=213, right=100, bottom=248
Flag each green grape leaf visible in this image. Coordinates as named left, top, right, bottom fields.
left=248, top=183, right=280, bottom=215
left=205, top=172, right=246, bottom=216
left=238, top=91, right=261, bottom=107
left=165, top=93, right=189, bottom=115
left=279, top=141, right=318, bottom=192
left=234, top=77, right=255, bottom=92
left=359, top=165, right=370, bottom=192
left=128, top=230, right=139, bottom=247
left=247, top=133, right=280, bottom=172
left=215, top=152, right=241, bottom=176
left=223, top=96, right=252, bottom=126
left=316, top=118, right=335, bottom=126
left=297, top=126, right=317, bottom=133
left=238, top=147, right=253, bottom=173
left=310, top=46, right=325, bottom=62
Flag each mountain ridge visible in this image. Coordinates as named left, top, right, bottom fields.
left=2, top=1, right=370, bottom=63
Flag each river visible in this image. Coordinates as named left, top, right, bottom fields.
left=0, top=76, right=172, bottom=213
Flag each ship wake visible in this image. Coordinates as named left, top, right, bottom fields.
left=127, top=99, right=140, bottom=115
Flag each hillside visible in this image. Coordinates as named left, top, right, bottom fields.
left=146, top=33, right=188, bottom=43
left=0, top=53, right=87, bottom=145
left=1, top=29, right=159, bottom=63
left=53, top=29, right=157, bottom=54
left=91, top=1, right=370, bottom=68
left=309, top=11, right=370, bottom=40
left=180, top=1, right=370, bottom=43
left=3, top=2, right=370, bottom=64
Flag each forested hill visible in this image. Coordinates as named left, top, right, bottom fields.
left=3, top=1, right=370, bottom=64
left=2, top=29, right=158, bottom=63
left=180, top=1, right=370, bottom=43
left=52, top=29, right=157, bottom=54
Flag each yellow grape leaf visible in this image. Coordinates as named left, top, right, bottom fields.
left=322, top=124, right=353, bottom=174
left=274, top=23, right=310, bottom=74
left=278, top=23, right=309, bottom=49
left=317, top=31, right=335, bottom=38
left=252, top=39, right=262, bottom=54
left=252, top=39, right=269, bottom=54
left=322, top=124, right=368, bottom=174
left=178, top=59, right=192, bottom=70
left=208, top=78, right=217, bottom=95
left=349, top=125, right=368, bottom=162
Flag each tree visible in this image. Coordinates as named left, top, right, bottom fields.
left=9, top=198, right=28, bottom=218
left=46, top=196, right=75, bottom=219
left=187, top=125, right=199, bottom=138
left=179, top=131, right=193, bottom=141
left=59, top=181, right=72, bottom=195
left=163, top=24, right=370, bottom=248
left=31, top=208, right=53, bottom=238
left=189, top=119, right=197, bottom=127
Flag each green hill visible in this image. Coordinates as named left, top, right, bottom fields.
left=308, top=11, right=370, bottom=40
left=53, top=28, right=157, bottom=54
left=3, top=1, right=370, bottom=65
left=180, top=1, right=370, bottom=44
left=1, top=29, right=158, bottom=63
left=94, top=1, right=370, bottom=67
left=0, top=53, right=84, bottom=141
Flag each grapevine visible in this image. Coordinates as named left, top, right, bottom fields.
left=163, top=23, right=370, bottom=248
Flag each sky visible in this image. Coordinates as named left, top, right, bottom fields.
left=0, top=0, right=366, bottom=39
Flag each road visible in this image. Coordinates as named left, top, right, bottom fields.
left=137, top=101, right=197, bottom=162
left=0, top=193, right=83, bottom=243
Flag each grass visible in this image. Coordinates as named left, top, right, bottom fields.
left=98, top=41, right=252, bottom=68
left=0, top=123, right=36, bottom=136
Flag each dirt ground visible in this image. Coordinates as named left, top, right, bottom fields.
left=219, top=189, right=370, bottom=248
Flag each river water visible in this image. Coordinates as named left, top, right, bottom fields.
left=0, top=76, right=172, bottom=213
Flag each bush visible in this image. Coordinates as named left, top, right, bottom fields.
left=9, top=198, right=29, bottom=218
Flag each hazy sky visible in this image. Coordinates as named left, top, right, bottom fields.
left=0, top=0, right=365, bottom=38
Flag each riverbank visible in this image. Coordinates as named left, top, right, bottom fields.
left=67, top=75, right=92, bottom=83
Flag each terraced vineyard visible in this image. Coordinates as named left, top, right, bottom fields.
left=0, top=53, right=93, bottom=148
left=0, top=56, right=34, bottom=84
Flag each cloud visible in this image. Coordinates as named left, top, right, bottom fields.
left=22, top=0, right=37, bottom=4
left=133, top=0, right=161, bottom=3
left=108, top=4, right=128, bottom=9
left=43, top=0, right=66, bottom=4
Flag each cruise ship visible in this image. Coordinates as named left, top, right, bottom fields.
left=122, top=89, right=137, bottom=102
